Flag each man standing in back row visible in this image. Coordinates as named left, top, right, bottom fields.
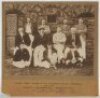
left=75, top=18, right=87, bottom=61
left=33, top=19, right=51, bottom=68
left=61, top=19, right=71, bottom=45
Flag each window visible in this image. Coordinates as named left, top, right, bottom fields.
left=47, top=14, right=57, bottom=23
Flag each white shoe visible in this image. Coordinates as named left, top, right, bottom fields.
left=66, top=60, right=71, bottom=65
left=78, top=57, right=84, bottom=63
left=71, top=58, right=77, bottom=64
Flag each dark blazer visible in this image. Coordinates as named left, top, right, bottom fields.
left=15, top=33, right=24, bottom=47
left=66, top=33, right=81, bottom=48
left=14, top=33, right=31, bottom=61
left=23, top=33, right=31, bottom=46
left=33, top=32, right=52, bottom=48
left=15, top=33, right=31, bottom=47
left=13, top=48, right=30, bottom=61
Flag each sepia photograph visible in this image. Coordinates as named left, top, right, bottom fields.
left=2, top=1, right=98, bottom=96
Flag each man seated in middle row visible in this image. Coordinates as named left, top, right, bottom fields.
left=66, top=27, right=85, bottom=66
left=53, top=27, right=66, bottom=64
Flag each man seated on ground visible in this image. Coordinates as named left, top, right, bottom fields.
left=47, top=45, right=57, bottom=69
left=34, top=44, right=51, bottom=69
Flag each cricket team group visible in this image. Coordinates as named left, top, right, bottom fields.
left=13, top=17, right=87, bottom=69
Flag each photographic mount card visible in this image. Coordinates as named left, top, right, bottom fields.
left=2, top=1, right=98, bottom=96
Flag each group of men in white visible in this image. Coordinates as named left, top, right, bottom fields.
left=13, top=17, right=87, bottom=69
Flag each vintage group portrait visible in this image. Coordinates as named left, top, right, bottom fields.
left=2, top=1, right=98, bottom=96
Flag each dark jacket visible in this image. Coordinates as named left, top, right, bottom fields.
left=14, top=33, right=31, bottom=61
left=66, top=33, right=81, bottom=48
left=13, top=48, right=30, bottom=61
left=15, top=33, right=31, bottom=47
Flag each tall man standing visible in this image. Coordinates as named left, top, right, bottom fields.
left=25, top=17, right=34, bottom=67
left=33, top=19, right=51, bottom=68
left=75, top=18, right=87, bottom=60
left=61, top=19, right=71, bottom=45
